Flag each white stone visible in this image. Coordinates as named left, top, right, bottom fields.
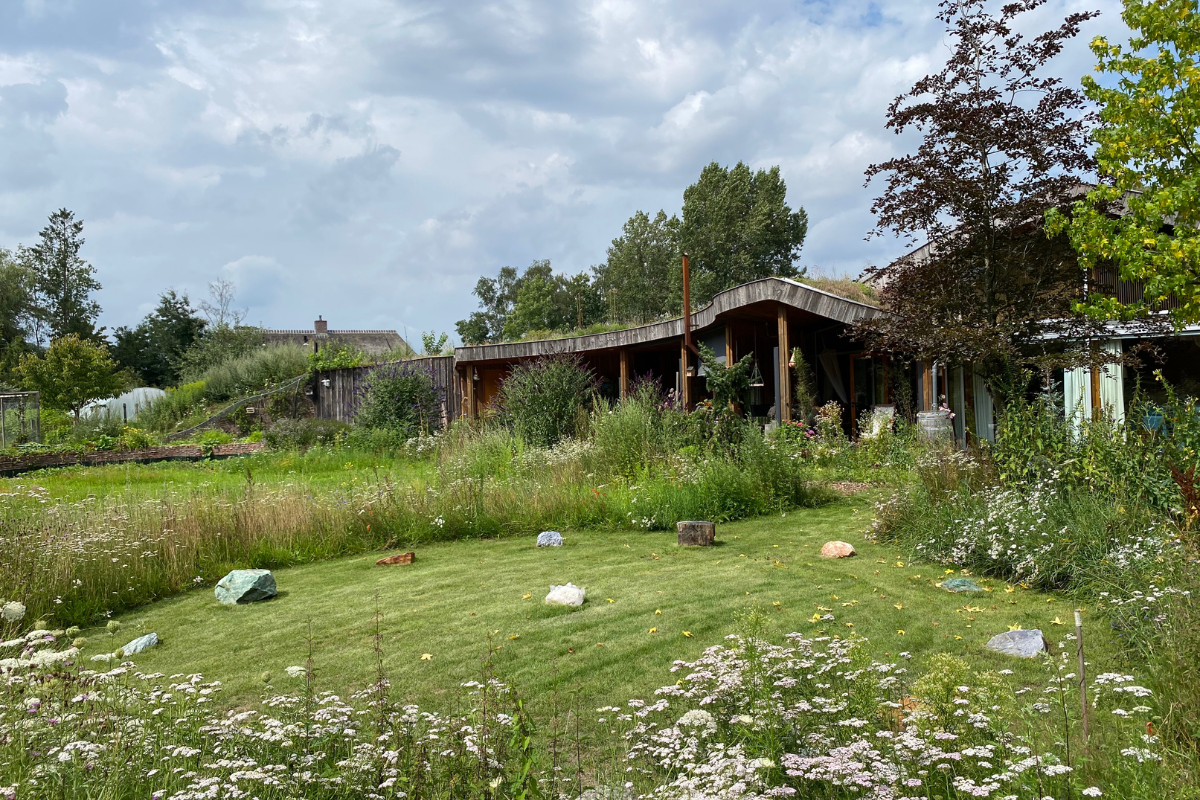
left=537, top=531, right=564, bottom=547
left=545, top=583, right=585, bottom=607
left=121, top=633, right=159, bottom=655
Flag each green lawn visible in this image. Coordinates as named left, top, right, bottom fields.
left=88, top=495, right=1113, bottom=720
left=4, top=448, right=429, bottom=505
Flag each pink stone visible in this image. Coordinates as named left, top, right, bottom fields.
left=820, top=541, right=856, bottom=559
left=376, top=552, right=416, bottom=566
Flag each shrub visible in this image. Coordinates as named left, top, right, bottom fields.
left=177, top=325, right=265, bottom=380
left=138, top=381, right=207, bottom=433
left=308, top=342, right=369, bottom=373
left=354, top=362, right=442, bottom=437
left=198, top=344, right=308, bottom=403
left=495, top=354, right=595, bottom=447
left=265, top=418, right=349, bottom=450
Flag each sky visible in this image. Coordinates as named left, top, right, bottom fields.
left=0, top=0, right=1127, bottom=342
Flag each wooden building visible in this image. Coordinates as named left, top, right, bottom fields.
left=452, top=277, right=893, bottom=431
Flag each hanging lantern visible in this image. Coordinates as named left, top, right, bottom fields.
left=749, top=360, right=765, bottom=388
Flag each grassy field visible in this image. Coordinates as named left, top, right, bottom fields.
left=85, top=495, right=1109, bottom=721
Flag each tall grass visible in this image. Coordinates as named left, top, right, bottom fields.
left=197, top=343, right=308, bottom=402
left=1, top=412, right=831, bottom=627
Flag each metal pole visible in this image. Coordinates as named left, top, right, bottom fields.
left=1076, top=609, right=1089, bottom=743
left=1, top=397, right=6, bottom=450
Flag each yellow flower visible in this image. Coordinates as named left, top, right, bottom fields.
left=682, top=631, right=693, bottom=638
left=655, top=609, right=662, bottom=615
left=606, top=598, right=614, bottom=603
left=648, top=627, right=657, bottom=634
left=896, top=630, right=905, bottom=635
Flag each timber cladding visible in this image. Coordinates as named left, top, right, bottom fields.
left=313, top=356, right=459, bottom=426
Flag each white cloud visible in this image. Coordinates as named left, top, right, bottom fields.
left=0, top=0, right=1132, bottom=334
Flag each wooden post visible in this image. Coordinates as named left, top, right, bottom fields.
left=725, top=324, right=734, bottom=366
left=466, top=366, right=477, bottom=419
left=1090, top=365, right=1102, bottom=420
left=777, top=306, right=791, bottom=423
left=921, top=361, right=933, bottom=412
left=680, top=340, right=691, bottom=410
left=1076, top=610, right=1089, bottom=744
left=619, top=350, right=630, bottom=400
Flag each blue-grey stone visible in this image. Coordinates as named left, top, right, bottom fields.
left=942, top=577, right=983, bottom=593
left=986, top=629, right=1048, bottom=658
left=215, top=569, right=277, bottom=605
left=121, top=632, right=158, bottom=655
left=537, top=531, right=564, bottom=547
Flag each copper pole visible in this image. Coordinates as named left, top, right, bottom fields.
left=682, top=252, right=692, bottom=355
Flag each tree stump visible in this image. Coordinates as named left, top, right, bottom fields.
left=677, top=520, right=715, bottom=546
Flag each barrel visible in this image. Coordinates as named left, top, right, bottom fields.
left=917, top=410, right=953, bottom=440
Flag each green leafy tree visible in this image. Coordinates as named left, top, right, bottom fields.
left=23, top=209, right=102, bottom=343
left=698, top=343, right=754, bottom=413
left=17, top=334, right=129, bottom=422
left=421, top=331, right=451, bottom=355
left=112, top=290, right=207, bottom=387
left=1047, top=0, right=1200, bottom=324
left=677, top=162, right=808, bottom=308
left=595, top=210, right=680, bottom=324
left=0, top=249, right=37, bottom=385
left=458, top=260, right=603, bottom=342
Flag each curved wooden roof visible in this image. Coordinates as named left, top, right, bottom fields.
left=454, top=277, right=882, bottom=362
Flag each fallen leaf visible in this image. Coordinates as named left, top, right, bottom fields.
left=522, top=593, right=532, bottom=600
left=420, top=653, right=432, bottom=661
left=1051, top=616, right=1064, bottom=625
left=945, top=569, right=956, bottom=575
left=897, top=630, right=905, bottom=635
left=682, top=631, right=693, bottom=638
left=648, top=627, right=658, bottom=634
left=954, top=635, right=963, bottom=640
left=655, top=609, right=662, bottom=615
left=896, top=561, right=905, bottom=568
left=509, top=634, right=519, bottom=640
left=596, top=643, right=604, bottom=647
left=894, top=603, right=904, bottom=610
left=810, top=613, right=823, bottom=622
left=1008, top=624, right=1023, bottom=631
left=606, top=598, right=614, bottom=603
left=845, top=622, right=854, bottom=628
left=1005, top=585, right=1015, bottom=594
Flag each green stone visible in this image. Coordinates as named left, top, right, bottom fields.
left=215, top=569, right=277, bottom=605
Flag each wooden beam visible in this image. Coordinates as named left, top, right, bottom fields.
left=921, top=362, right=933, bottom=412
left=777, top=306, right=791, bottom=423
left=466, top=365, right=477, bottom=419
left=619, top=349, right=630, bottom=399
left=680, top=340, right=691, bottom=410
left=1090, top=365, right=1101, bottom=420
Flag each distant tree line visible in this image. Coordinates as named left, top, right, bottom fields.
left=455, top=161, right=809, bottom=344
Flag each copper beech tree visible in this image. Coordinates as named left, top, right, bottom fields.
left=859, top=0, right=1134, bottom=397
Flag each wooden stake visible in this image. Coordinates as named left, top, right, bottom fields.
left=777, top=307, right=791, bottom=423
left=1076, top=609, right=1089, bottom=744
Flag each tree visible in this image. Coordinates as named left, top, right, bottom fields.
left=859, top=0, right=1107, bottom=392
left=0, top=249, right=36, bottom=385
left=421, top=331, right=450, bottom=355
left=1047, top=0, right=1200, bottom=324
left=595, top=210, right=680, bottom=324
left=17, top=335, right=129, bottom=422
left=23, top=209, right=102, bottom=343
left=199, top=278, right=246, bottom=327
left=112, top=290, right=207, bottom=387
left=456, top=260, right=603, bottom=343
left=678, top=162, right=808, bottom=308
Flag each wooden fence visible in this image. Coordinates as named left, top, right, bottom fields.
left=313, top=356, right=459, bottom=427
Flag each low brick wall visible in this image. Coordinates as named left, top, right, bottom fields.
left=0, top=442, right=265, bottom=476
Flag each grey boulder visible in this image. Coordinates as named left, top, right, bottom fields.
left=986, top=629, right=1048, bottom=658
left=215, top=569, right=277, bottom=605
left=537, top=531, right=564, bottom=547
left=121, top=632, right=159, bottom=655
left=942, top=577, right=983, bottom=593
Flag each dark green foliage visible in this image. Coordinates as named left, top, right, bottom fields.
left=265, top=418, right=349, bottom=450
left=595, top=210, right=680, bottom=324
left=138, top=381, right=208, bottom=433
left=195, top=344, right=308, bottom=403
left=698, top=343, right=754, bottom=412
left=111, top=290, right=207, bottom=387
left=496, top=355, right=595, bottom=447
left=677, top=162, right=808, bottom=308
left=791, top=348, right=817, bottom=423
left=0, top=249, right=36, bottom=385
left=354, top=362, right=442, bottom=437
left=22, top=209, right=103, bottom=343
